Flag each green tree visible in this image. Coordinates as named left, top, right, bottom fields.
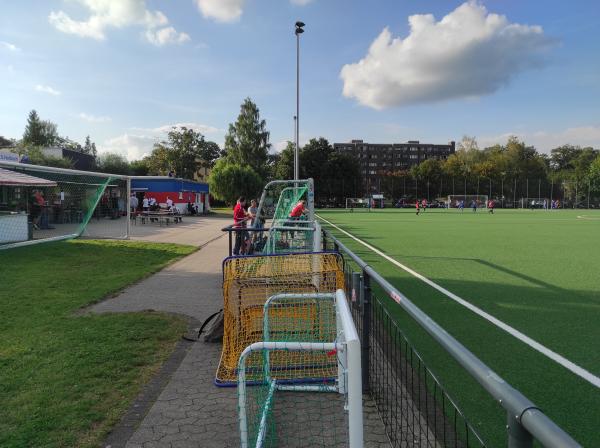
left=96, top=152, right=129, bottom=174
left=550, top=144, right=580, bottom=171
left=224, top=98, right=270, bottom=179
left=273, top=142, right=294, bottom=180
left=589, top=154, right=600, bottom=195
left=83, top=135, right=93, bottom=155
left=197, top=140, right=222, bottom=180
left=147, top=126, right=205, bottom=178
left=22, top=110, right=58, bottom=147
left=0, top=136, right=14, bottom=147
left=208, top=159, right=263, bottom=205
left=128, top=159, right=149, bottom=176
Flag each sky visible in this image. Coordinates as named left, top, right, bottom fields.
left=1, top=0, right=599, bottom=160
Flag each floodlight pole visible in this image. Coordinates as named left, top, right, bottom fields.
left=294, top=21, right=305, bottom=181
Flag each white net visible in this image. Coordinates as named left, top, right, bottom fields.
left=0, top=162, right=129, bottom=248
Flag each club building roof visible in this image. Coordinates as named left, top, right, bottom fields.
left=0, top=167, right=58, bottom=187
left=130, top=176, right=209, bottom=193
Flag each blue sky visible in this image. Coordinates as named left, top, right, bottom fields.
left=1, top=0, right=599, bottom=160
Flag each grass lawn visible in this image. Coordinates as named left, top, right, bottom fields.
left=317, top=208, right=599, bottom=447
left=0, top=239, right=196, bottom=448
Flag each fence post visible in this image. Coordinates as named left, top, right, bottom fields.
left=361, top=269, right=371, bottom=393
left=228, top=230, right=232, bottom=256
left=507, top=411, right=533, bottom=448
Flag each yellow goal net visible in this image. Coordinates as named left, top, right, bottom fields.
left=215, top=252, right=345, bottom=385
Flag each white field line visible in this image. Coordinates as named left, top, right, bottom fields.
left=318, top=215, right=600, bottom=389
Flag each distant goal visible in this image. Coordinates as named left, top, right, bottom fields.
left=345, top=198, right=371, bottom=210
left=447, top=195, right=488, bottom=208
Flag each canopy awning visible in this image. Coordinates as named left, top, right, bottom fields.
left=0, top=167, right=58, bottom=187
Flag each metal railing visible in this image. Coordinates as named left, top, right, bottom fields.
left=322, top=229, right=581, bottom=448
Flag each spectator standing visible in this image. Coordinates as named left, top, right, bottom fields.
left=233, top=197, right=248, bottom=255
left=142, top=196, right=149, bottom=212
left=130, top=194, right=139, bottom=213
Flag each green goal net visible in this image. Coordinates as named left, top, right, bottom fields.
left=0, top=162, right=129, bottom=248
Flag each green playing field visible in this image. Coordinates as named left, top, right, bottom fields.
left=317, top=208, right=600, bottom=447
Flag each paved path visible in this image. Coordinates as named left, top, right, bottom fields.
left=91, top=215, right=390, bottom=448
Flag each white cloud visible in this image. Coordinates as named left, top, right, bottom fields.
left=478, top=125, right=600, bottom=153
left=35, top=84, right=61, bottom=96
left=290, top=0, right=314, bottom=5
left=194, top=0, right=245, bottom=23
left=0, top=41, right=20, bottom=51
left=99, top=134, right=157, bottom=160
left=49, top=0, right=188, bottom=46
left=145, top=26, right=190, bottom=46
left=102, top=122, right=222, bottom=160
left=79, top=112, right=111, bottom=123
left=131, top=122, right=221, bottom=134
left=273, top=140, right=290, bottom=153
left=340, top=1, right=554, bottom=109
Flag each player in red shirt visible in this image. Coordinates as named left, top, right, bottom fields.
left=286, top=200, right=306, bottom=240
left=289, top=200, right=306, bottom=218
left=232, top=196, right=248, bottom=255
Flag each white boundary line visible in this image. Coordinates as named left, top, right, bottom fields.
left=318, top=214, right=600, bottom=389
left=577, top=215, right=600, bottom=221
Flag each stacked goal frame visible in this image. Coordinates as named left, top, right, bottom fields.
left=237, top=290, right=363, bottom=448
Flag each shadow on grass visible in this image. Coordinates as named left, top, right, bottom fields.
left=369, top=273, right=598, bottom=448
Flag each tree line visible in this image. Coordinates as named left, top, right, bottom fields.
left=4, top=107, right=599, bottom=207
left=374, top=136, right=600, bottom=207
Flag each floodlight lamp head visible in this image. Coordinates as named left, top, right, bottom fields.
left=295, top=27, right=304, bottom=35
left=295, top=21, right=305, bottom=28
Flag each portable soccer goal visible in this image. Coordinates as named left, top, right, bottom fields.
left=215, top=251, right=345, bottom=385
left=0, top=161, right=129, bottom=249
left=345, top=198, right=371, bottom=210
left=253, top=179, right=318, bottom=255
left=238, top=289, right=363, bottom=448
left=519, top=197, right=550, bottom=209
left=447, top=195, right=488, bottom=208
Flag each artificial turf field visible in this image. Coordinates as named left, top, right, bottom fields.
left=317, top=208, right=599, bottom=447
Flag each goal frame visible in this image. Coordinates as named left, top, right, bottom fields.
left=238, top=289, right=363, bottom=448
left=345, top=197, right=371, bottom=209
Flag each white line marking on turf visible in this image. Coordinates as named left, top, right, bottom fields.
left=318, top=214, right=600, bottom=389
left=577, top=215, right=600, bottom=221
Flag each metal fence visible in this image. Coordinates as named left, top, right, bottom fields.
left=319, top=176, right=600, bottom=209
left=322, top=230, right=581, bottom=448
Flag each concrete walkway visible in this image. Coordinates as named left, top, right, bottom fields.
left=91, top=215, right=390, bottom=448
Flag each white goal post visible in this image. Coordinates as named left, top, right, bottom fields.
left=447, top=195, right=489, bottom=208
left=237, top=289, right=363, bottom=448
left=345, top=198, right=371, bottom=209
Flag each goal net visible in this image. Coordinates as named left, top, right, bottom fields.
left=238, top=289, right=362, bottom=448
left=216, top=252, right=344, bottom=385
left=253, top=179, right=317, bottom=255
left=0, top=162, right=129, bottom=248
left=519, top=198, right=550, bottom=209
left=345, top=198, right=370, bottom=209
left=447, top=195, right=488, bottom=208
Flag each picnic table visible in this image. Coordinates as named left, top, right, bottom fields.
left=134, top=210, right=183, bottom=226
